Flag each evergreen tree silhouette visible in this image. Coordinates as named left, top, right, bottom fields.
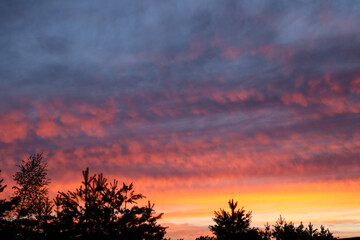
left=2, top=153, right=53, bottom=239
left=0, top=169, right=8, bottom=218
left=12, top=153, right=52, bottom=220
left=0, top=169, right=18, bottom=219
left=273, top=215, right=298, bottom=240
left=209, top=199, right=263, bottom=240
left=0, top=170, right=19, bottom=239
left=1, top=158, right=341, bottom=240
left=272, top=215, right=336, bottom=240
left=195, top=236, right=216, bottom=240
left=318, top=225, right=335, bottom=240
left=53, top=168, right=166, bottom=240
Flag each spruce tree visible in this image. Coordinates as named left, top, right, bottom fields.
left=12, top=153, right=52, bottom=219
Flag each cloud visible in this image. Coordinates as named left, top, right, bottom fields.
left=1, top=1, right=360, bottom=239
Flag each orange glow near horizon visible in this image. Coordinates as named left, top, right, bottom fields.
left=152, top=181, right=360, bottom=239
left=3, top=168, right=359, bottom=239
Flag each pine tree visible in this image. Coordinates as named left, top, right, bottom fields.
left=12, top=153, right=52, bottom=219
left=209, top=199, right=262, bottom=240
left=0, top=169, right=14, bottom=218
left=54, top=168, right=166, bottom=239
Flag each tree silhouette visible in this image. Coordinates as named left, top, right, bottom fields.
left=206, top=200, right=337, bottom=240
left=262, top=223, right=272, bottom=240
left=53, top=168, right=166, bottom=240
left=0, top=169, right=8, bottom=218
left=272, top=215, right=336, bottom=240
left=317, top=225, right=336, bottom=240
left=0, top=170, right=18, bottom=219
left=273, top=215, right=298, bottom=240
left=12, top=153, right=52, bottom=220
left=209, top=199, right=263, bottom=240
left=195, top=236, right=216, bottom=240
left=1, top=158, right=341, bottom=240
left=0, top=170, right=20, bottom=239
left=0, top=170, right=5, bottom=193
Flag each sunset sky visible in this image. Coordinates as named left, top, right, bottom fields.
left=1, top=1, right=360, bottom=239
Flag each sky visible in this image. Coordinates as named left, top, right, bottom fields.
left=1, top=0, right=360, bottom=239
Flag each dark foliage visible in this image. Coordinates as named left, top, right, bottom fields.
left=195, top=236, right=216, bottom=240
left=206, top=200, right=336, bottom=240
left=0, top=153, right=166, bottom=240
left=12, top=153, right=52, bottom=220
left=52, top=168, right=167, bottom=240
left=272, top=215, right=336, bottom=240
left=0, top=170, right=5, bottom=193
left=0, top=154, right=344, bottom=240
left=0, top=170, right=20, bottom=238
left=0, top=169, right=13, bottom=218
left=209, top=199, right=264, bottom=240
left=1, top=153, right=53, bottom=240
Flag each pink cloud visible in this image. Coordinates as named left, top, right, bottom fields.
left=281, top=92, right=308, bottom=107
left=0, top=111, right=30, bottom=143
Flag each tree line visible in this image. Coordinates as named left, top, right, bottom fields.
left=0, top=153, right=337, bottom=240
left=194, top=200, right=336, bottom=240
